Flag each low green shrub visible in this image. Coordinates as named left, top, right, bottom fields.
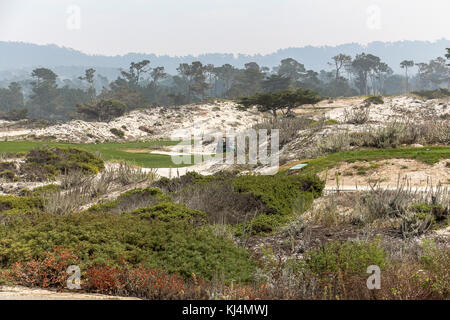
left=0, top=195, right=44, bottom=215
left=154, top=171, right=235, bottom=193
left=233, top=173, right=324, bottom=216
left=128, top=201, right=208, bottom=224
left=410, top=203, right=448, bottom=221
left=304, top=239, right=387, bottom=276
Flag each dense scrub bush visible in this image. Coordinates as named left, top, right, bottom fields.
left=21, top=146, right=104, bottom=181
left=231, top=173, right=322, bottom=234
left=76, top=99, right=126, bottom=122
left=412, top=88, right=450, bottom=100
left=171, top=179, right=267, bottom=225
left=154, top=171, right=236, bottom=193
left=0, top=195, right=43, bottom=215
left=233, top=173, right=324, bottom=216
left=0, top=108, right=28, bottom=121
left=156, top=171, right=323, bottom=234
left=2, top=252, right=204, bottom=299
left=0, top=212, right=256, bottom=282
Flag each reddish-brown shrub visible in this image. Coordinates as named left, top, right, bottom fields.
left=6, top=247, right=79, bottom=289
left=85, top=265, right=121, bottom=293
left=84, top=264, right=188, bottom=300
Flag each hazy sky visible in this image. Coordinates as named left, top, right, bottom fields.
left=1, top=0, right=449, bottom=56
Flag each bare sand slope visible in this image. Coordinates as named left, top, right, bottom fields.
left=322, top=159, right=450, bottom=189
left=23, top=101, right=263, bottom=143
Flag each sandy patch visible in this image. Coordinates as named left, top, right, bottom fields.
left=122, top=148, right=154, bottom=153
left=0, top=286, right=139, bottom=300
left=322, top=159, right=450, bottom=189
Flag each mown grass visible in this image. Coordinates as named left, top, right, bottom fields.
left=282, top=146, right=450, bottom=175
left=0, top=141, right=195, bottom=168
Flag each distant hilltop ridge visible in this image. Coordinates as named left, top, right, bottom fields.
left=0, top=39, right=449, bottom=76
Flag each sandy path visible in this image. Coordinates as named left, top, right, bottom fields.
left=0, top=286, right=139, bottom=300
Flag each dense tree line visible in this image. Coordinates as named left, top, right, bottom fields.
left=0, top=49, right=449, bottom=122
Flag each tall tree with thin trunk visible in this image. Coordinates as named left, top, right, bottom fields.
left=329, top=54, right=352, bottom=80
left=79, top=68, right=96, bottom=99
left=400, top=60, right=414, bottom=93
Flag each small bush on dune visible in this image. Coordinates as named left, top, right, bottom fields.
left=343, top=106, right=370, bottom=124
left=364, top=95, right=384, bottom=105
left=89, top=187, right=169, bottom=214
left=77, top=99, right=126, bottom=122
left=110, top=128, right=125, bottom=138
left=21, top=146, right=104, bottom=181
